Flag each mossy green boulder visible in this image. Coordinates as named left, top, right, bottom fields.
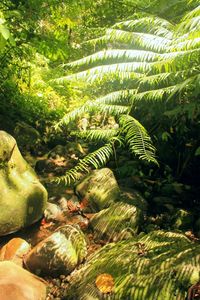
left=90, top=202, right=142, bottom=241
left=0, top=131, right=47, bottom=236
left=75, top=168, right=120, bottom=212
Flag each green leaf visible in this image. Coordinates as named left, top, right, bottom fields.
left=195, top=147, right=200, bottom=156
left=0, top=24, right=10, bottom=40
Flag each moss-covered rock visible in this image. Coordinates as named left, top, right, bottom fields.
left=14, top=122, right=41, bottom=151
left=0, top=131, right=47, bottom=236
left=119, top=187, right=148, bottom=211
left=75, top=168, right=120, bottom=212
left=90, top=202, right=142, bottom=241
left=24, top=225, right=87, bottom=276
left=64, top=231, right=200, bottom=300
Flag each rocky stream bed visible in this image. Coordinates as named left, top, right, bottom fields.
left=0, top=130, right=200, bottom=300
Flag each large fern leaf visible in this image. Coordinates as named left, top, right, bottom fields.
left=119, top=115, right=158, bottom=164
left=53, top=4, right=200, bottom=184
left=56, top=142, right=114, bottom=185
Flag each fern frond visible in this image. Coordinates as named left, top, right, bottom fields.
left=67, top=49, right=159, bottom=69
left=55, top=90, right=137, bottom=130
left=71, top=129, right=119, bottom=142
left=97, top=104, right=130, bottom=115
left=113, top=16, right=174, bottom=38
left=63, top=63, right=148, bottom=82
left=55, top=102, right=129, bottom=131
left=119, top=115, right=158, bottom=164
left=89, top=29, right=171, bottom=53
left=177, top=16, right=200, bottom=33
left=104, top=29, right=171, bottom=52
left=57, top=66, right=143, bottom=83
left=56, top=143, right=114, bottom=185
left=167, top=73, right=200, bottom=99
left=94, top=89, right=136, bottom=105
left=138, top=67, right=199, bottom=89
left=133, top=86, right=176, bottom=102
left=182, top=4, right=200, bottom=20
left=54, top=101, right=94, bottom=129
left=169, top=36, right=200, bottom=51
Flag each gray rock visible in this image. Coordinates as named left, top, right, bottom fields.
left=90, top=202, right=142, bottom=241
left=24, top=225, right=87, bottom=276
left=75, top=168, right=120, bottom=212
left=0, top=131, right=47, bottom=236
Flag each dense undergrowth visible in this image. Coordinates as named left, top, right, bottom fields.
left=0, top=0, right=199, bottom=199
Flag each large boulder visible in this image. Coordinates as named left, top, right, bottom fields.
left=90, top=202, right=142, bottom=241
left=75, top=168, right=120, bottom=212
left=24, top=225, right=87, bottom=276
left=0, top=261, right=47, bottom=300
left=0, top=131, right=47, bottom=236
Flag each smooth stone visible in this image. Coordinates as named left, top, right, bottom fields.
left=0, top=238, right=30, bottom=266
left=0, top=261, right=47, bottom=300
left=24, top=225, right=87, bottom=276
left=0, top=131, right=47, bottom=236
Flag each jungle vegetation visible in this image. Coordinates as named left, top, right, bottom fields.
left=0, top=0, right=199, bottom=193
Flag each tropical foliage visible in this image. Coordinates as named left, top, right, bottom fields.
left=65, top=230, right=200, bottom=300
left=55, top=1, right=200, bottom=184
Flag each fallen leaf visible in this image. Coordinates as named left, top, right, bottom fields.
left=67, top=200, right=80, bottom=212
left=95, top=273, right=114, bottom=294
left=80, top=197, right=88, bottom=210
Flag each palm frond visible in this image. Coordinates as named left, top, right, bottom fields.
left=119, top=115, right=158, bottom=164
